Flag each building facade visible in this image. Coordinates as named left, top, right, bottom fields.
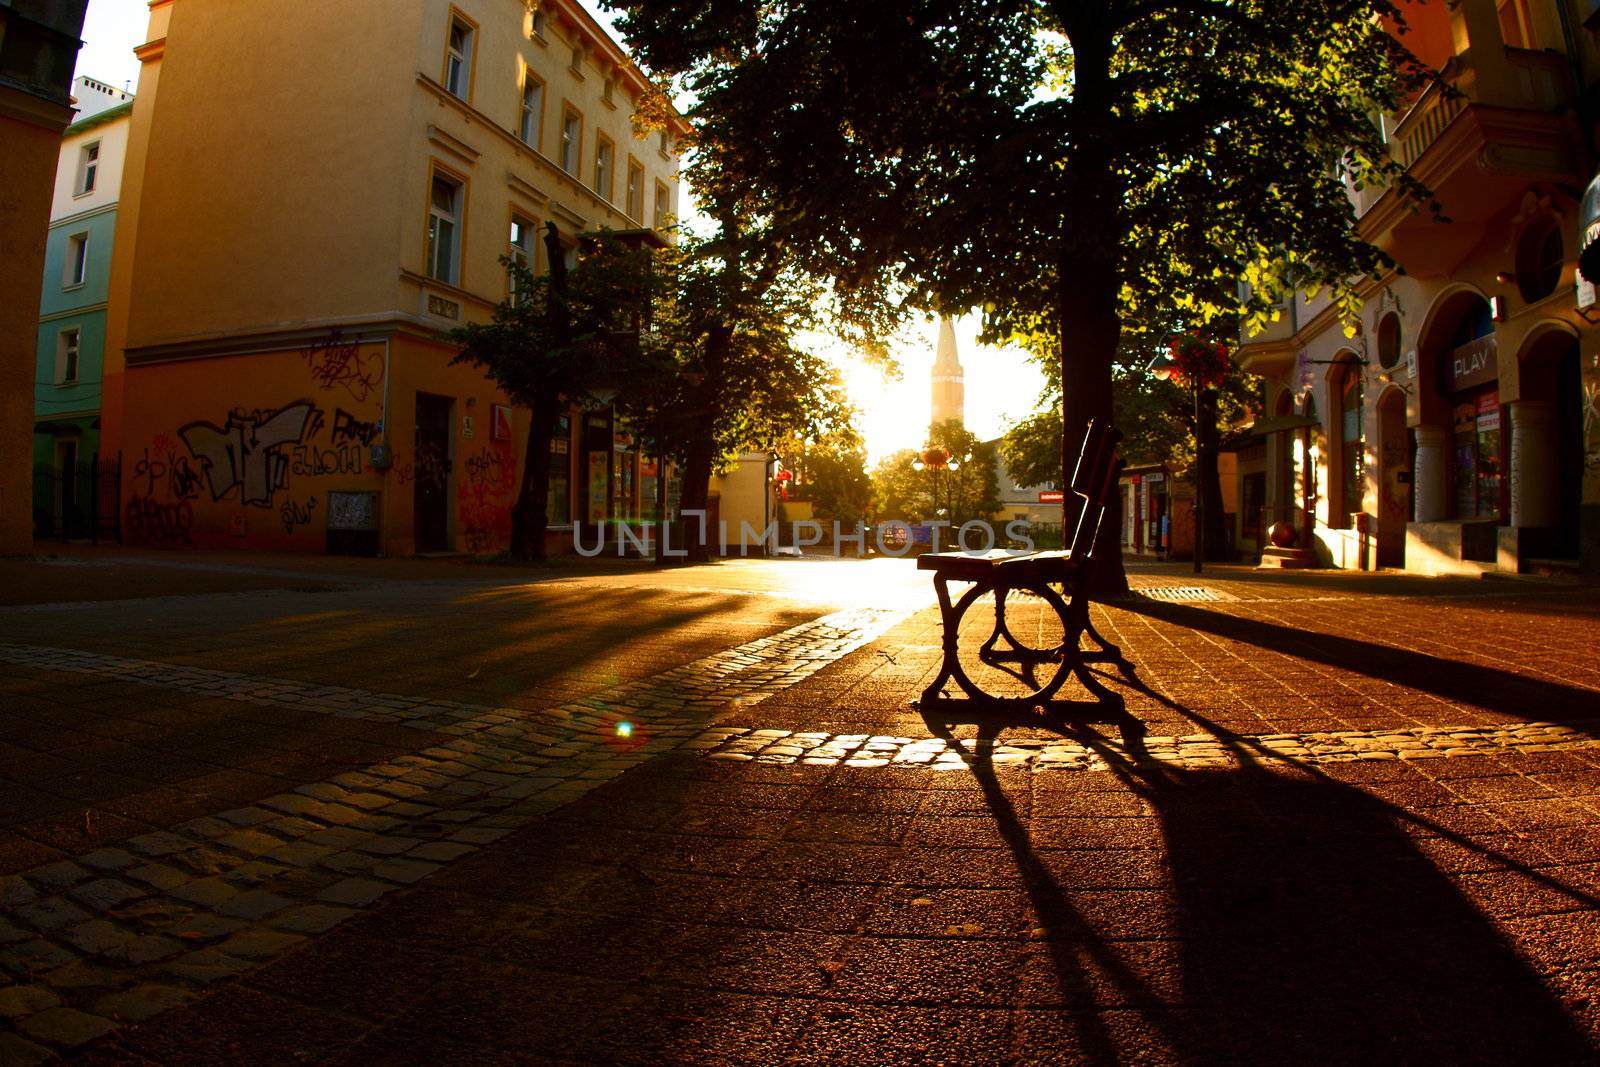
left=1237, top=0, right=1600, bottom=576
left=32, top=80, right=133, bottom=539
left=0, top=0, right=89, bottom=554
left=101, top=0, right=684, bottom=555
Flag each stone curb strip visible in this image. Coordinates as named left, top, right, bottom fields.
left=0, top=605, right=908, bottom=1060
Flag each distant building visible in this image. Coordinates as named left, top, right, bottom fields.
left=931, top=317, right=965, bottom=426
left=0, top=0, right=89, bottom=554
left=32, top=79, right=133, bottom=540
left=100, top=0, right=686, bottom=555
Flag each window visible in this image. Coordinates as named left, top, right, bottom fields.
left=602, top=77, right=615, bottom=106
left=594, top=135, right=613, bottom=200
left=64, top=233, right=88, bottom=287
left=76, top=142, right=99, bottom=195
left=427, top=173, right=462, bottom=284
left=1515, top=219, right=1562, bottom=304
left=548, top=413, right=571, bottom=525
left=657, top=129, right=671, bottom=158
left=444, top=15, right=473, bottom=99
left=519, top=74, right=543, bottom=148
left=560, top=108, right=581, bottom=175
left=509, top=215, right=536, bottom=300
left=626, top=159, right=644, bottom=222
left=653, top=180, right=671, bottom=230
left=1338, top=365, right=1363, bottom=525
left=1375, top=312, right=1401, bottom=371
left=57, top=328, right=80, bottom=384
left=530, top=7, right=546, bottom=38
left=570, top=43, right=585, bottom=74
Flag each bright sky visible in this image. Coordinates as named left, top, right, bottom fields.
left=71, top=0, right=1050, bottom=461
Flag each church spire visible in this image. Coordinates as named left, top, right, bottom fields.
left=931, top=317, right=965, bottom=425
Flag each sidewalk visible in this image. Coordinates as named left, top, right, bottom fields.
left=0, top=555, right=1597, bottom=1063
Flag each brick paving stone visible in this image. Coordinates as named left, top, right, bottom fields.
left=14, top=1005, right=116, bottom=1047
left=317, top=878, right=392, bottom=907
left=0, top=986, right=59, bottom=1019
left=93, top=983, right=189, bottom=1024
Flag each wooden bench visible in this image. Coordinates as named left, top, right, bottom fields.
left=912, top=420, right=1125, bottom=715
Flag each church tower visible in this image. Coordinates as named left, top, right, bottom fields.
left=931, top=317, right=965, bottom=426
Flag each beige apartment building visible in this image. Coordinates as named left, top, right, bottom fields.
left=101, top=0, right=685, bottom=555
left=1238, top=0, right=1599, bottom=576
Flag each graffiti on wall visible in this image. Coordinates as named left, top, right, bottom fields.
left=303, top=331, right=383, bottom=403
left=331, top=408, right=380, bottom=447
left=179, top=402, right=321, bottom=507
left=124, top=496, right=194, bottom=545
left=280, top=496, right=317, bottom=535
left=458, top=441, right=517, bottom=554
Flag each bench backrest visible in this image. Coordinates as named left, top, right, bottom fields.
left=1065, top=419, right=1124, bottom=562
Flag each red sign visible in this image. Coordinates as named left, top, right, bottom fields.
left=490, top=404, right=513, bottom=441
left=1038, top=490, right=1064, bottom=504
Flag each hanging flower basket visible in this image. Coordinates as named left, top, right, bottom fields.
left=1167, top=333, right=1231, bottom=389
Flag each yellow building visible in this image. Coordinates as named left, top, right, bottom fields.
left=1237, top=0, right=1598, bottom=576
left=102, top=0, right=684, bottom=555
left=1, top=1, right=89, bottom=555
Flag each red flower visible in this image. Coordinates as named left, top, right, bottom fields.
left=1167, top=333, right=1231, bottom=388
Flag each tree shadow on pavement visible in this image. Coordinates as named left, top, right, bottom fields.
left=1115, top=597, right=1600, bottom=726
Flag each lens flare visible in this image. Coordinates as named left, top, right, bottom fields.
left=616, top=721, right=634, bottom=739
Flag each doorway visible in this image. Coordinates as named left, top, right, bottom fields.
left=414, top=393, right=453, bottom=552
left=56, top=439, right=79, bottom=540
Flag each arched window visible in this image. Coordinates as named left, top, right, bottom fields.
left=1338, top=364, right=1364, bottom=524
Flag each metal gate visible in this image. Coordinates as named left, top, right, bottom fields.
left=31, top=451, right=121, bottom=544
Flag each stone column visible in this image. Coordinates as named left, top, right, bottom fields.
left=1509, top=399, right=1557, bottom=528
left=1413, top=425, right=1449, bottom=522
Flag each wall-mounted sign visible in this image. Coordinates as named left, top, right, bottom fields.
left=1038, top=490, right=1064, bottom=504
left=427, top=294, right=461, bottom=320
left=490, top=404, right=512, bottom=441
left=1444, top=334, right=1497, bottom=393
left=1405, top=348, right=1418, bottom=381
left=461, top=415, right=475, bottom=439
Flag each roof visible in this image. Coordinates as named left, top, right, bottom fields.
left=64, top=99, right=132, bottom=136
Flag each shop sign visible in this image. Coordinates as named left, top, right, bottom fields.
left=1445, top=334, right=1497, bottom=393
left=1476, top=390, right=1500, bottom=432
left=613, top=431, right=635, bottom=451
left=1038, top=490, right=1064, bottom=503
left=1145, top=472, right=1164, bottom=484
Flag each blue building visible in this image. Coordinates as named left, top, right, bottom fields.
left=32, top=75, right=132, bottom=539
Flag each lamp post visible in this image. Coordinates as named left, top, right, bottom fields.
left=912, top=446, right=961, bottom=529
left=1148, top=352, right=1204, bottom=574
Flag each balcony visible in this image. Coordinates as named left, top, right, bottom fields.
left=1358, top=45, right=1580, bottom=273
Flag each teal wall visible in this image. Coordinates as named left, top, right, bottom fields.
left=38, top=205, right=116, bottom=315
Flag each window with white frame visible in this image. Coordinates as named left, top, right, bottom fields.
left=58, top=328, right=80, bottom=384
left=445, top=17, right=473, bottom=98
left=509, top=215, right=536, bottom=300
left=653, top=181, right=671, bottom=230
left=594, top=136, right=613, bottom=200
left=64, top=233, right=89, bottom=287
left=626, top=159, right=643, bottom=222
left=560, top=109, right=580, bottom=175
left=76, top=142, right=100, bottom=195
left=520, top=74, right=543, bottom=148
left=427, top=174, right=462, bottom=284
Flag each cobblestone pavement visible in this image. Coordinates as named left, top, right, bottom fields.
left=1, top=555, right=1599, bottom=1063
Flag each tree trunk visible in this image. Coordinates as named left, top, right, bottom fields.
left=678, top=432, right=715, bottom=564
left=654, top=436, right=669, bottom=567
left=510, top=393, right=558, bottom=561
left=1056, top=14, right=1128, bottom=596
left=1196, top=388, right=1229, bottom=561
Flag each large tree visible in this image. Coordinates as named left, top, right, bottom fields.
left=609, top=0, right=1432, bottom=589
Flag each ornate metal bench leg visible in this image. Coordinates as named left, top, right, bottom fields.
left=914, top=573, right=960, bottom=707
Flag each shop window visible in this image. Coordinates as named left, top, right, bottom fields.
left=1452, top=393, right=1502, bottom=520
left=1376, top=312, right=1400, bottom=371
left=426, top=173, right=463, bottom=284
left=444, top=15, right=474, bottom=99
left=1337, top=365, right=1363, bottom=526
left=548, top=414, right=571, bottom=525
left=1515, top=219, right=1562, bottom=304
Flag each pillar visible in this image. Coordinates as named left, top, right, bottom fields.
left=1414, top=425, right=1449, bottom=522
left=1509, top=399, right=1557, bottom=528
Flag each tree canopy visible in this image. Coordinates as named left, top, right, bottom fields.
left=609, top=0, right=1432, bottom=587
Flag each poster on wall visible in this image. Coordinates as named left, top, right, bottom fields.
left=587, top=452, right=609, bottom=524
left=490, top=404, right=512, bottom=441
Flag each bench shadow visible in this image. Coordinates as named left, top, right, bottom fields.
left=1115, top=596, right=1600, bottom=727
left=923, top=674, right=1599, bottom=1062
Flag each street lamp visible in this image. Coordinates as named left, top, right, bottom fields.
left=1148, top=351, right=1204, bottom=575
left=912, top=446, right=961, bottom=524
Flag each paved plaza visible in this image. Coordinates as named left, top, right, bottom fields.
left=0, top=549, right=1598, bottom=1063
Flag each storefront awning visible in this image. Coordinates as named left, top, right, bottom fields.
left=1244, top=413, right=1321, bottom=436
